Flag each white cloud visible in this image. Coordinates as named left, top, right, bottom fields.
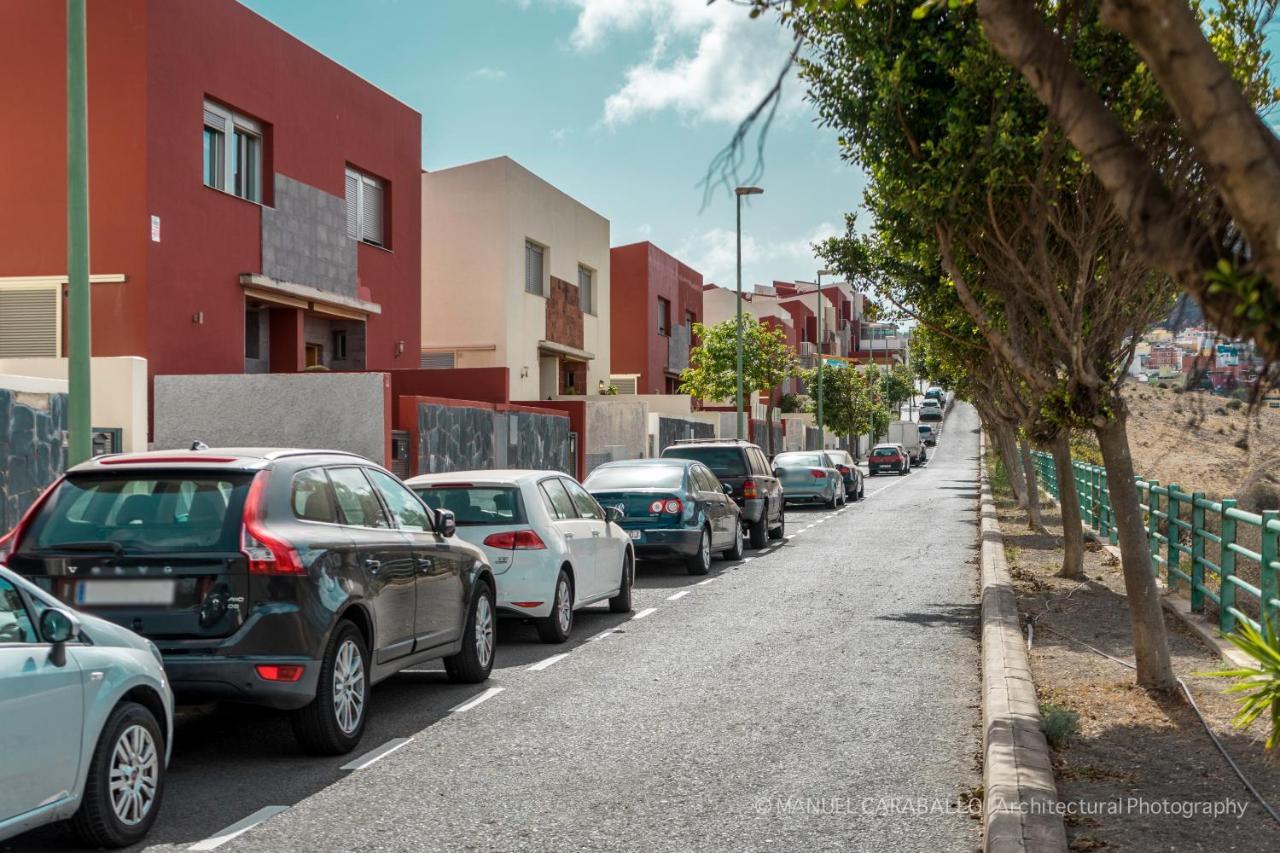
left=559, top=0, right=801, bottom=127
left=678, top=220, right=839, bottom=290
left=470, top=66, right=507, bottom=81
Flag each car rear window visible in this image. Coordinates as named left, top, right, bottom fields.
left=585, top=465, right=685, bottom=490
left=416, top=487, right=526, bottom=526
left=872, top=447, right=900, bottom=457
left=775, top=453, right=825, bottom=467
left=23, top=473, right=251, bottom=554
left=662, top=447, right=747, bottom=478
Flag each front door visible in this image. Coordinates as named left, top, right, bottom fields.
left=692, top=465, right=734, bottom=548
left=0, top=577, right=84, bottom=821
left=538, top=478, right=596, bottom=600
left=560, top=477, right=610, bottom=597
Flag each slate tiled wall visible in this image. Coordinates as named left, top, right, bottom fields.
left=0, top=388, right=67, bottom=533
left=417, top=403, right=572, bottom=476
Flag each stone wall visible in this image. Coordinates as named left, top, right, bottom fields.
left=416, top=402, right=571, bottom=476
left=545, top=276, right=585, bottom=350
left=261, top=174, right=358, bottom=297
left=0, top=387, right=67, bottom=533
left=656, top=416, right=715, bottom=455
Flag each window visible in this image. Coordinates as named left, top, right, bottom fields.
left=561, top=478, right=601, bottom=520
left=686, top=310, right=696, bottom=329
left=662, top=446, right=746, bottom=478
left=657, top=297, right=671, bottom=336
left=0, top=578, right=36, bottom=644
left=585, top=465, right=684, bottom=491
left=292, top=468, right=338, bottom=524
left=332, top=330, right=348, bottom=361
left=525, top=241, right=545, bottom=296
left=416, top=486, right=525, bottom=526
left=692, top=466, right=717, bottom=493
left=578, top=264, right=595, bottom=314
left=203, top=101, right=261, bottom=202
left=366, top=469, right=431, bottom=532
left=345, top=167, right=386, bottom=246
left=327, top=467, right=391, bottom=529
left=539, top=478, right=577, bottom=520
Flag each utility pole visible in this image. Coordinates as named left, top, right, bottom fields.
left=733, top=186, right=762, bottom=440
left=815, top=269, right=833, bottom=450
left=67, top=0, right=92, bottom=465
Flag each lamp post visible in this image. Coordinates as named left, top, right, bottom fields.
left=67, top=0, right=92, bottom=465
left=815, top=269, right=834, bottom=450
left=734, top=186, right=763, bottom=440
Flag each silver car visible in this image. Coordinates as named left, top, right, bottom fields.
left=0, top=565, right=173, bottom=848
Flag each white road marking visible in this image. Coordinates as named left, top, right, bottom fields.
left=696, top=578, right=717, bottom=586
left=586, top=628, right=617, bottom=642
left=632, top=607, right=658, bottom=620
left=791, top=528, right=806, bottom=536
left=741, top=556, right=755, bottom=563
left=340, top=737, right=414, bottom=771
left=667, top=590, right=690, bottom=601
left=449, top=686, right=505, bottom=714
left=527, top=653, right=570, bottom=672
left=189, top=806, right=290, bottom=851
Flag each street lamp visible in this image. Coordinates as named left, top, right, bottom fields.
left=734, top=186, right=763, bottom=440
left=815, top=269, right=834, bottom=450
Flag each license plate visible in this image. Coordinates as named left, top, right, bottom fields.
left=629, top=530, right=643, bottom=541
left=76, top=579, right=176, bottom=607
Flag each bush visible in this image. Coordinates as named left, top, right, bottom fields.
left=1041, top=703, right=1080, bottom=750
left=988, top=450, right=1012, bottom=496
left=1228, top=398, right=1245, bottom=411
left=1241, top=477, right=1280, bottom=513
left=1203, top=618, right=1280, bottom=750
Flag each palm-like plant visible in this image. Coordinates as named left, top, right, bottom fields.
left=1205, top=617, right=1280, bottom=749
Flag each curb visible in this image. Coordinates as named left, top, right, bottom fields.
left=979, top=433, right=1068, bottom=853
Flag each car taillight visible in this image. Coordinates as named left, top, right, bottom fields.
left=240, top=470, right=305, bottom=575
left=742, top=480, right=758, bottom=499
left=810, top=469, right=827, bottom=478
left=255, top=664, right=304, bottom=682
left=663, top=499, right=683, bottom=515
left=0, top=475, right=64, bottom=562
left=837, top=465, right=850, bottom=474
left=648, top=500, right=665, bottom=514
left=483, top=530, right=546, bottom=549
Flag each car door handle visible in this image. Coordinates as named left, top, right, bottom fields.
left=563, top=533, right=575, bottom=540
left=592, top=530, right=601, bottom=538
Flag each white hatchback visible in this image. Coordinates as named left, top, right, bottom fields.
left=407, top=471, right=635, bottom=643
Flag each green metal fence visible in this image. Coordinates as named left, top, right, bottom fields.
left=1029, top=450, right=1280, bottom=634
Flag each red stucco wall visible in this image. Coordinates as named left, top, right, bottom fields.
left=610, top=242, right=703, bottom=394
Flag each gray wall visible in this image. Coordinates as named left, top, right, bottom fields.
left=0, top=388, right=67, bottom=533
left=154, top=373, right=388, bottom=463
left=657, top=416, right=715, bottom=455
left=417, top=403, right=572, bottom=476
left=261, top=174, right=357, bottom=296
left=584, top=400, right=647, bottom=475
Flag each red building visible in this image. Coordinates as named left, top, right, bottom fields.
left=610, top=242, right=703, bottom=394
left=0, top=0, right=421, bottom=380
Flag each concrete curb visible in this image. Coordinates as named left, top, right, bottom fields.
left=979, top=433, right=1068, bottom=853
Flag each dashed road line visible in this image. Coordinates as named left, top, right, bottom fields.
left=449, top=686, right=505, bottom=714
left=667, top=590, right=690, bottom=601
left=189, top=806, right=290, bottom=851
left=632, top=607, right=657, bottom=620
left=527, top=653, right=570, bottom=672
left=586, top=628, right=617, bottom=642
left=696, top=578, right=717, bottom=586
left=340, top=737, right=414, bottom=771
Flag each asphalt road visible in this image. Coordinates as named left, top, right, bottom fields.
left=9, top=403, right=981, bottom=853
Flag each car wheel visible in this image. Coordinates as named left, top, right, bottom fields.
left=747, top=511, right=768, bottom=549
left=859, top=482, right=865, bottom=500
left=535, top=569, right=574, bottom=643
left=686, top=526, right=712, bottom=575
left=69, top=701, right=165, bottom=848
left=768, top=505, right=786, bottom=540
left=723, top=520, right=744, bottom=560
left=609, top=552, right=634, bottom=613
left=825, top=487, right=839, bottom=509
left=445, top=582, right=497, bottom=682
left=291, top=620, right=369, bottom=755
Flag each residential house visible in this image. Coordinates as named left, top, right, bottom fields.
left=609, top=242, right=702, bottom=394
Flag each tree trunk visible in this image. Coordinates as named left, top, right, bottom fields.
left=1052, top=431, right=1086, bottom=580
left=1094, top=416, right=1176, bottom=691
left=995, top=422, right=1027, bottom=505
left=1019, top=437, right=1044, bottom=531
left=764, top=398, right=775, bottom=456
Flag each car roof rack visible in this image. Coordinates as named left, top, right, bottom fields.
left=670, top=437, right=756, bottom=445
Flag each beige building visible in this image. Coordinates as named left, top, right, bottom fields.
left=421, top=157, right=611, bottom=401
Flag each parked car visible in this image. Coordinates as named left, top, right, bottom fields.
left=918, top=424, right=937, bottom=446
left=584, top=459, right=742, bottom=575
left=2, top=448, right=496, bottom=756
left=408, top=470, right=634, bottom=642
left=817, top=449, right=864, bottom=501
left=0, top=565, right=173, bottom=848
left=771, top=451, right=845, bottom=509
left=925, top=386, right=946, bottom=405
left=888, top=419, right=927, bottom=465
left=868, top=443, right=910, bottom=476
left=660, top=439, right=785, bottom=548
left=919, top=400, right=944, bottom=423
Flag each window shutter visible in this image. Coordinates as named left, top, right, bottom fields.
left=361, top=178, right=384, bottom=245
left=578, top=265, right=592, bottom=314
left=419, top=352, right=456, bottom=369
left=344, top=171, right=360, bottom=239
left=203, top=106, right=226, bottom=132
left=525, top=242, right=543, bottom=295
left=0, top=289, right=58, bottom=357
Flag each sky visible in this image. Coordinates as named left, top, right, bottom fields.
left=239, top=0, right=866, bottom=292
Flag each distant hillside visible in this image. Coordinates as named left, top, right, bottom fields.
left=1160, top=293, right=1205, bottom=331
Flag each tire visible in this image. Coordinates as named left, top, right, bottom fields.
left=722, top=520, right=744, bottom=560
left=445, top=582, right=497, bottom=682
left=748, top=512, right=768, bottom=549
left=825, top=487, right=839, bottom=509
left=609, top=552, right=634, bottom=613
left=686, top=527, right=712, bottom=575
left=291, top=620, right=369, bottom=755
left=535, top=569, right=574, bottom=643
left=899, top=465, right=907, bottom=476
left=859, top=482, right=865, bottom=501
left=768, top=505, right=786, bottom=540
left=69, top=701, right=165, bottom=848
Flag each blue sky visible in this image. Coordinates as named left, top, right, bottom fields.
left=240, top=0, right=866, bottom=291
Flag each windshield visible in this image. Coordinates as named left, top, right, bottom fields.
left=586, top=465, right=685, bottom=490
left=662, top=447, right=747, bottom=478
left=775, top=453, right=826, bottom=467
left=872, top=447, right=900, bottom=457
left=24, top=473, right=252, bottom=554
left=415, top=486, right=525, bottom=526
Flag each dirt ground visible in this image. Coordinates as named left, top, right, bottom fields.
left=993, top=488, right=1280, bottom=852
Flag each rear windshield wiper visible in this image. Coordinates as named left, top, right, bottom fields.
left=35, top=541, right=127, bottom=557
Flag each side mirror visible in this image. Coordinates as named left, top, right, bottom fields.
left=435, top=508, right=457, bottom=539
left=772, top=469, right=783, bottom=479
left=722, top=483, right=733, bottom=495
left=604, top=506, right=624, bottom=524
left=40, top=608, right=79, bottom=667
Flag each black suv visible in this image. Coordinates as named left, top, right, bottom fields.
left=2, top=448, right=496, bottom=755
left=660, top=439, right=784, bottom=547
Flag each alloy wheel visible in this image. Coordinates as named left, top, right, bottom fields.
left=109, top=724, right=159, bottom=826
left=475, top=592, right=495, bottom=668
left=332, top=638, right=366, bottom=735
left=555, top=576, right=572, bottom=635
left=700, top=529, right=711, bottom=569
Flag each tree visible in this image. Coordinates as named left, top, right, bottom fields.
left=803, top=363, right=880, bottom=441
left=680, top=318, right=797, bottom=453
left=881, top=364, right=916, bottom=415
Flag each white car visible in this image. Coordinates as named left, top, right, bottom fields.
left=0, top=565, right=173, bottom=848
left=407, top=471, right=635, bottom=643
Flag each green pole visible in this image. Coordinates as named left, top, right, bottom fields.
left=67, top=0, right=92, bottom=465
left=735, top=193, right=744, bottom=440
left=815, top=274, right=824, bottom=450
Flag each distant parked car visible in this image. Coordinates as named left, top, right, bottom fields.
left=584, top=459, right=741, bottom=575
left=821, top=449, right=865, bottom=501
left=3, top=448, right=495, bottom=756
left=660, top=439, right=785, bottom=548
left=771, top=451, right=845, bottom=509
left=919, top=400, right=944, bottom=423
left=918, top=424, right=937, bottom=446
left=0, top=565, right=173, bottom=848
left=409, top=470, right=634, bottom=642
left=868, top=443, right=910, bottom=476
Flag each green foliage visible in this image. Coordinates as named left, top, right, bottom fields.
left=1068, top=430, right=1104, bottom=467
left=679, top=317, right=796, bottom=402
left=881, top=363, right=916, bottom=408
left=1203, top=617, right=1280, bottom=749
left=987, top=447, right=1012, bottom=496
left=1040, top=703, right=1080, bottom=750
left=779, top=392, right=807, bottom=414
left=803, top=364, right=887, bottom=438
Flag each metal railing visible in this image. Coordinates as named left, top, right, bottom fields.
left=1030, top=450, right=1280, bottom=634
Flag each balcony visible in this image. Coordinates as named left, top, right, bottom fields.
left=667, top=323, right=691, bottom=374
